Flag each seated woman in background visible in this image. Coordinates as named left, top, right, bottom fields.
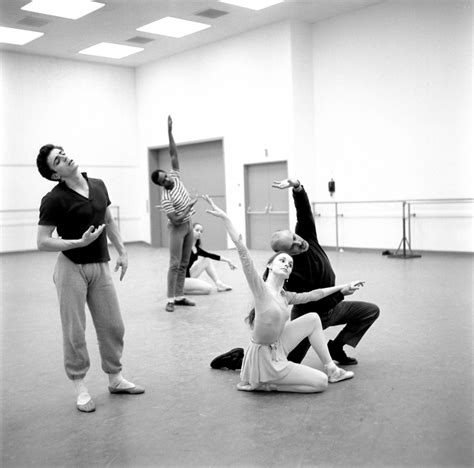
left=184, top=222, right=237, bottom=295
left=203, top=195, right=362, bottom=393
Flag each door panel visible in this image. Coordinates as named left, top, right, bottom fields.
left=248, top=214, right=270, bottom=250
left=245, top=162, right=288, bottom=249
left=267, top=162, right=289, bottom=232
left=269, top=213, right=289, bottom=235
left=246, top=164, right=269, bottom=214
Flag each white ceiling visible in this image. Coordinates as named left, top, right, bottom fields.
left=0, top=0, right=382, bottom=67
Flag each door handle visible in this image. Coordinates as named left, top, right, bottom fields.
left=268, top=204, right=289, bottom=215
left=247, top=205, right=270, bottom=215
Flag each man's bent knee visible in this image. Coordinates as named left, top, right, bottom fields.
left=369, top=304, right=380, bottom=320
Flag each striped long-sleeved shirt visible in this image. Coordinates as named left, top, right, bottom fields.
left=161, top=169, right=193, bottom=224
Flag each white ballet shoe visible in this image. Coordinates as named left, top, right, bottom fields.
left=326, top=366, right=354, bottom=383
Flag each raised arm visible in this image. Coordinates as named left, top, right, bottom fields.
left=286, top=281, right=364, bottom=305
left=202, top=195, right=264, bottom=297
left=272, top=178, right=317, bottom=240
left=168, top=115, right=179, bottom=171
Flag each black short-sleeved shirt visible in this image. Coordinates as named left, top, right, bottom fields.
left=38, top=173, right=111, bottom=264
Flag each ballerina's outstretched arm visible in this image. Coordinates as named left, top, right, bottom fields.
left=202, top=194, right=265, bottom=300
left=285, top=281, right=365, bottom=305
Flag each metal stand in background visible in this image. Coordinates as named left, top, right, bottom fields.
left=388, top=201, right=421, bottom=259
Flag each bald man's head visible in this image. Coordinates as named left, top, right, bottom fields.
left=271, top=230, right=308, bottom=256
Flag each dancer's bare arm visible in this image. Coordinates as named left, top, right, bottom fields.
left=168, top=115, right=179, bottom=171
left=286, top=281, right=364, bottom=304
left=203, top=195, right=264, bottom=297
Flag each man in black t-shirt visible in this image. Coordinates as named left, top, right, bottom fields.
left=36, top=144, right=144, bottom=413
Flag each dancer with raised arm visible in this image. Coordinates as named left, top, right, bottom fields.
left=203, top=195, right=361, bottom=392
left=151, top=116, right=198, bottom=312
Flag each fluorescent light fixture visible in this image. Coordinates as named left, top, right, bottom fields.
left=79, top=42, right=143, bottom=59
left=21, top=0, right=105, bottom=20
left=219, top=0, right=285, bottom=10
left=0, top=26, right=44, bottom=45
left=137, top=17, right=210, bottom=38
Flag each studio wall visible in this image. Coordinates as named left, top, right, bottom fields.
left=310, top=0, right=472, bottom=251
left=1, top=0, right=471, bottom=253
left=0, top=52, right=140, bottom=251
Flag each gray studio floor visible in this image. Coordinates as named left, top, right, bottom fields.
left=1, top=243, right=473, bottom=467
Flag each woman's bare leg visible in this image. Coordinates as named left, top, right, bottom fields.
left=183, top=277, right=212, bottom=295
left=190, top=257, right=231, bottom=291
left=237, top=315, right=342, bottom=393
left=189, top=257, right=210, bottom=278
left=247, top=363, right=328, bottom=393
left=281, top=313, right=332, bottom=365
left=280, top=313, right=354, bottom=383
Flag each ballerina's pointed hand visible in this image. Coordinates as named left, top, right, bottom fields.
left=202, top=194, right=226, bottom=218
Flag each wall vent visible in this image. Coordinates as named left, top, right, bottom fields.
left=126, top=36, right=154, bottom=45
left=17, top=16, right=50, bottom=28
left=195, top=8, right=229, bottom=19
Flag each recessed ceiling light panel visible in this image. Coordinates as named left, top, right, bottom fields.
left=21, top=0, right=105, bottom=20
left=219, top=0, right=285, bottom=11
left=79, top=42, right=143, bottom=59
left=0, top=26, right=44, bottom=45
left=137, top=17, right=210, bottom=38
